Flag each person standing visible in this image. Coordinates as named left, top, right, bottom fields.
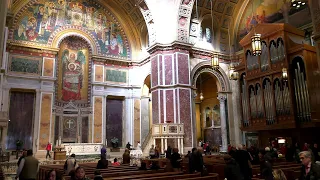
left=299, top=151, right=320, bottom=180
left=126, top=142, right=131, bottom=150
left=46, top=142, right=52, bottom=159
left=15, top=149, right=39, bottom=180
left=101, top=145, right=107, bottom=158
left=65, top=154, right=78, bottom=175
left=170, top=148, right=182, bottom=171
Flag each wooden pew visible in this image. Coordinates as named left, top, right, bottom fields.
left=136, top=172, right=202, bottom=180
left=108, top=171, right=183, bottom=180
left=176, top=173, right=219, bottom=180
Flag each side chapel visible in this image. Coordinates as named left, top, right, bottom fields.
left=0, top=0, right=319, bottom=157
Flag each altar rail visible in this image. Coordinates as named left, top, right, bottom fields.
left=152, top=123, right=184, bottom=137
left=62, top=143, right=102, bottom=155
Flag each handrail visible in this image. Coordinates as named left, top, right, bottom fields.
left=141, top=128, right=152, bottom=151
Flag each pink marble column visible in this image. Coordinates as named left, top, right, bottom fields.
left=149, top=43, right=193, bottom=147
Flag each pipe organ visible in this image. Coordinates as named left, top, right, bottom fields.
left=237, top=24, right=320, bottom=131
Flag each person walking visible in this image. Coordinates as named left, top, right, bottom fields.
left=46, top=142, right=52, bottom=159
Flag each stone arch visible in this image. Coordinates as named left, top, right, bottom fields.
left=191, top=61, right=231, bottom=92
left=49, top=26, right=100, bottom=55
left=136, top=0, right=157, bottom=45
left=177, top=0, right=195, bottom=42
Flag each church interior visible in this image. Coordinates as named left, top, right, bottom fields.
left=0, top=0, right=320, bottom=179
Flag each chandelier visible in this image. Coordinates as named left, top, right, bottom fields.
left=291, top=0, right=306, bottom=8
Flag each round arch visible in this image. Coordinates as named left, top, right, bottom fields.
left=49, top=27, right=99, bottom=54
left=191, top=61, right=231, bottom=92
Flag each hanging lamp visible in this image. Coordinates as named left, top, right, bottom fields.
left=282, top=68, right=288, bottom=81
left=250, top=0, right=261, bottom=56
left=227, top=19, right=239, bottom=80
left=210, top=0, right=219, bottom=69
left=199, top=73, right=204, bottom=101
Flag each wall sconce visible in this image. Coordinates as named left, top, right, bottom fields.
left=282, top=68, right=288, bottom=81
left=211, top=53, right=219, bottom=70
left=251, top=34, right=262, bottom=56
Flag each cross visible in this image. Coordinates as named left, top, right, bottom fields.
left=67, top=120, right=74, bottom=129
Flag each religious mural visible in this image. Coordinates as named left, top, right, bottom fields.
left=9, top=54, right=41, bottom=75
left=13, top=0, right=129, bottom=58
left=57, top=36, right=89, bottom=102
left=105, top=68, right=127, bottom=84
left=238, top=0, right=308, bottom=39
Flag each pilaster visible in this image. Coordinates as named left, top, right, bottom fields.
left=149, top=42, right=194, bottom=148
left=308, top=0, right=320, bottom=68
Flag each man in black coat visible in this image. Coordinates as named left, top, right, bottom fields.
left=299, top=151, right=320, bottom=180
left=224, top=155, right=244, bottom=180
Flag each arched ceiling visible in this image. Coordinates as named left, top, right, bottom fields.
left=9, top=0, right=147, bottom=59
left=192, top=0, right=241, bottom=30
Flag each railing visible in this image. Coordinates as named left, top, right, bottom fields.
left=141, top=128, right=152, bottom=151
left=152, top=123, right=184, bottom=137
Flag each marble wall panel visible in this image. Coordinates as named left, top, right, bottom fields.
left=152, top=91, right=159, bottom=124
left=164, top=55, right=173, bottom=85
left=159, top=55, right=163, bottom=85
left=7, top=91, right=35, bottom=150
left=160, top=90, right=164, bottom=123
left=106, top=99, right=123, bottom=147
left=39, top=93, right=53, bottom=150
left=94, top=65, right=104, bottom=82
left=151, top=56, right=158, bottom=87
left=177, top=53, right=190, bottom=85
left=93, top=96, right=103, bottom=143
left=178, top=88, right=192, bottom=147
left=43, top=58, right=54, bottom=77
left=141, top=99, right=150, bottom=145
left=134, top=99, right=141, bottom=146
left=165, top=90, right=174, bottom=123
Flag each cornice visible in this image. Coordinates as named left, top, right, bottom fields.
left=147, top=41, right=193, bottom=54
left=7, top=41, right=59, bottom=53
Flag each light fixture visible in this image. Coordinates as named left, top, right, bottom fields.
left=229, top=65, right=239, bottom=80
left=250, top=0, right=261, bottom=56
left=210, top=0, right=219, bottom=70
left=211, top=54, right=219, bottom=70
left=200, top=92, right=204, bottom=101
left=227, top=17, right=238, bottom=81
left=291, top=0, right=306, bottom=8
left=251, top=34, right=262, bottom=56
left=282, top=68, right=288, bottom=80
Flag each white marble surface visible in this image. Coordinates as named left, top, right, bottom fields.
left=62, top=143, right=102, bottom=155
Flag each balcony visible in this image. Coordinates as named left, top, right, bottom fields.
left=152, top=123, right=184, bottom=137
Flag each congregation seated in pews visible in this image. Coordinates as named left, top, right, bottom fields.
left=33, top=143, right=320, bottom=180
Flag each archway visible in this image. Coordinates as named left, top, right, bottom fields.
left=140, top=74, right=152, bottom=149
left=191, top=62, right=230, bottom=152
left=194, top=71, right=222, bottom=150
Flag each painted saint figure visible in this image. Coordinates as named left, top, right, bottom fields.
left=61, top=50, right=85, bottom=101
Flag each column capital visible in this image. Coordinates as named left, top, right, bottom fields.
left=217, top=94, right=227, bottom=102
left=147, top=41, right=192, bottom=55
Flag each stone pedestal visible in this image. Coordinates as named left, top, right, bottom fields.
left=149, top=43, right=194, bottom=148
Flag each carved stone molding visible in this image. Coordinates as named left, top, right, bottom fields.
left=147, top=41, right=192, bottom=55
left=193, top=67, right=227, bottom=92
left=217, top=94, right=227, bottom=102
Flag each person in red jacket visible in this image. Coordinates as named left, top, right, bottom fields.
left=46, top=142, right=52, bottom=159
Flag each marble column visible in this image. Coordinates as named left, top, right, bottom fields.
left=149, top=43, right=193, bottom=148
left=218, top=94, right=228, bottom=152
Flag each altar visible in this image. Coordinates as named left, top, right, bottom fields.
left=62, top=143, right=102, bottom=155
